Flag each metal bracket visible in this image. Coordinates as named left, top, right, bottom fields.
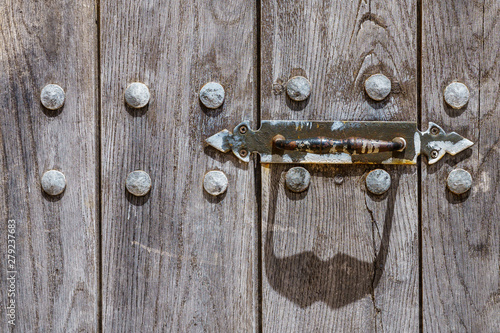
left=206, top=121, right=473, bottom=165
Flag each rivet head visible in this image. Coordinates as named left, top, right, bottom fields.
left=447, top=168, right=472, bottom=194
left=444, top=82, right=469, bottom=109
left=366, top=169, right=391, bottom=195
left=364, top=74, right=391, bottom=101
left=41, top=170, right=66, bottom=196
left=286, top=76, right=311, bottom=101
left=199, top=82, right=225, bottom=109
left=41, top=84, right=65, bottom=110
left=285, top=167, right=311, bottom=193
left=126, top=170, right=152, bottom=196
left=203, top=170, right=228, bottom=196
left=125, top=82, right=150, bottom=108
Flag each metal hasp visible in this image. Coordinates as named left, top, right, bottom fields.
left=206, top=121, right=474, bottom=164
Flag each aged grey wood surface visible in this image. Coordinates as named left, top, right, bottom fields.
left=421, top=0, right=500, bottom=331
left=0, top=0, right=98, bottom=332
left=260, top=0, right=418, bottom=331
left=100, top=0, right=258, bottom=331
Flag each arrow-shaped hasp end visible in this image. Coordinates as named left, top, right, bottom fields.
left=206, top=129, right=232, bottom=153
left=420, top=122, right=474, bottom=164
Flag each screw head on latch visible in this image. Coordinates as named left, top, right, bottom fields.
left=203, top=170, right=228, bottom=196
left=126, top=170, right=152, bottom=196
left=199, top=82, right=225, bottom=109
left=286, top=76, right=311, bottom=102
left=125, top=82, right=150, bottom=108
left=285, top=167, right=311, bottom=193
left=366, top=169, right=391, bottom=195
left=41, top=170, right=66, bottom=196
left=447, top=168, right=472, bottom=194
left=364, top=74, right=391, bottom=101
left=41, top=84, right=65, bottom=110
left=444, top=82, right=469, bottom=109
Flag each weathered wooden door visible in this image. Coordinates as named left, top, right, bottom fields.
left=1, top=0, right=498, bottom=332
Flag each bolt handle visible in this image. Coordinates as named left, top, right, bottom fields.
left=272, top=135, right=406, bottom=154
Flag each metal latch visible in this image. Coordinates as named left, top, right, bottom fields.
left=206, top=121, right=473, bottom=164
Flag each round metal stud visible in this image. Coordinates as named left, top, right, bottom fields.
left=40, top=84, right=65, bottom=110
left=41, top=170, right=66, bottom=196
left=126, top=170, right=152, bottom=196
left=444, top=82, right=469, bottom=109
left=124, top=82, right=150, bottom=108
left=286, top=76, right=311, bottom=101
left=203, top=170, right=228, bottom=196
left=447, top=168, right=472, bottom=195
left=199, top=82, right=225, bottom=109
left=366, top=169, right=391, bottom=195
left=285, top=167, right=311, bottom=193
left=364, top=74, right=391, bottom=101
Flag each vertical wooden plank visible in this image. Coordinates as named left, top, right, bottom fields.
left=100, top=1, right=257, bottom=331
left=260, top=0, right=418, bottom=331
left=0, top=0, right=98, bottom=332
left=422, top=0, right=500, bottom=331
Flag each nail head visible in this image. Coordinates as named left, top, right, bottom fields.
left=41, top=170, right=66, bottom=196
left=125, top=82, right=150, bottom=108
left=447, top=168, right=472, bottom=194
left=366, top=169, right=391, bottom=195
left=364, top=74, right=391, bottom=101
left=285, top=167, right=311, bottom=193
left=199, top=82, right=225, bottom=109
left=203, top=170, right=228, bottom=196
left=444, top=82, right=469, bottom=109
left=126, top=170, right=152, bottom=196
left=41, top=84, right=65, bottom=110
left=286, top=76, right=311, bottom=102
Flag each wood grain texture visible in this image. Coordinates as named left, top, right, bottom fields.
left=0, top=0, right=98, bottom=332
left=260, top=0, right=418, bottom=331
left=100, top=0, right=258, bottom=331
left=421, top=0, right=500, bottom=331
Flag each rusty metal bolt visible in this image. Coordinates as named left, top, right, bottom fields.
left=41, top=170, right=66, bottom=196
left=364, top=74, right=391, bottom=101
left=286, top=76, right=311, bottom=101
left=444, top=82, right=469, bottom=109
left=430, top=126, right=440, bottom=135
left=447, top=168, right=472, bottom=194
left=203, top=170, right=228, bottom=196
left=366, top=169, right=391, bottom=195
left=285, top=167, right=311, bottom=193
left=126, top=170, right=152, bottom=196
left=239, top=125, right=248, bottom=134
left=199, top=82, right=225, bottom=109
left=41, top=84, right=65, bottom=110
left=125, top=82, right=150, bottom=108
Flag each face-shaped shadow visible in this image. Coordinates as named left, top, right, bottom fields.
left=264, top=168, right=397, bottom=309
